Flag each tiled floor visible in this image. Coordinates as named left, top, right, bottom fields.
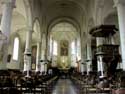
left=52, top=79, right=77, bottom=94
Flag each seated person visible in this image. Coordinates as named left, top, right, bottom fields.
left=97, top=76, right=109, bottom=90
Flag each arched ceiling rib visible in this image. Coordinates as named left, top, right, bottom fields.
left=50, top=22, right=78, bottom=42
left=43, top=0, right=88, bottom=31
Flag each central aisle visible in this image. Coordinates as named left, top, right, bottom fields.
left=52, top=79, right=77, bottom=94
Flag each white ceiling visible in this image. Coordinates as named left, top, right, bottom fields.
left=50, top=22, right=78, bottom=42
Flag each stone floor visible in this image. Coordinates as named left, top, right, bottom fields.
left=52, top=79, right=77, bottom=94
left=51, top=79, right=110, bottom=94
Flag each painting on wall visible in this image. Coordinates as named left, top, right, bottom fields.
left=31, top=45, right=37, bottom=70
left=7, top=54, right=11, bottom=63
left=60, top=40, right=68, bottom=56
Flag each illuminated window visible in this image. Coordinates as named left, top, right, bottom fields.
left=71, top=41, right=76, bottom=55
left=77, top=38, right=81, bottom=60
left=53, top=40, right=58, bottom=55
left=13, top=37, right=19, bottom=60
left=49, top=36, right=53, bottom=56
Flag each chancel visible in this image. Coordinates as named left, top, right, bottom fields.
left=0, top=0, right=125, bottom=94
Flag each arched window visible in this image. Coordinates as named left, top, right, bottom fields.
left=13, top=37, right=19, bottom=60
left=71, top=41, right=76, bottom=55
left=76, top=38, right=81, bottom=61
left=53, top=40, right=58, bottom=55
left=49, top=35, right=53, bottom=56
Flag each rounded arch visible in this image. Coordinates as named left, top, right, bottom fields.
left=47, top=0, right=86, bottom=15
left=45, top=0, right=86, bottom=33
left=47, top=17, right=81, bottom=34
left=48, top=19, right=81, bottom=68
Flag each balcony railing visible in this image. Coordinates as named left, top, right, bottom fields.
left=96, top=44, right=119, bottom=56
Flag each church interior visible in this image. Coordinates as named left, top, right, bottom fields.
left=0, top=0, right=125, bottom=94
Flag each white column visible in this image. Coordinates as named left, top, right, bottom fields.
left=51, top=38, right=54, bottom=58
left=41, top=33, right=46, bottom=60
left=80, top=36, right=87, bottom=73
left=96, top=34, right=104, bottom=76
left=86, top=42, right=92, bottom=75
left=114, top=0, right=125, bottom=71
left=23, top=30, right=32, bottom=77
left=97, top=56, right=104, bottom=77
left=40, top=63, right=44, bottom=74
left=0, top=0, right=15, bottom=69
left=35, top=42, right=41, bottom=72
left=40, top=33, right=46, bottom=73
left=97, top=60, right=101, bottom=72
left=44, top=63, right=47, bottom=75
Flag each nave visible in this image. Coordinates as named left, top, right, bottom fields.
left=0, top=69, right=122, bottom=94
left=52, top=79, right=77, bottom=94
left=1, top=0, right=125, bottom=94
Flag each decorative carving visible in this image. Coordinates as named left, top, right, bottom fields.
left=60, top=40, right=68, bottom=56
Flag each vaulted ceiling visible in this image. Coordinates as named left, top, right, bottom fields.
left=0, top=0, right=119, bottom=46
left=50, top=22, right=78, bottom=42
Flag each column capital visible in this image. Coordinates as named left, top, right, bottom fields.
left=114, top=0, right=125, bottom=7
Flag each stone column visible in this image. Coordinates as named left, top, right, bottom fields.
left=40, top=33, right=46, bottom=73
left=0, top=0, right=15, bottom=69
left=96, top=37, right=105, bottom=77
left=40, top=62, right=44, bottom=75
left=86, top=42, right=92, bottom=75
left=96, top=37, right=107, bottom=77
left=96, top=2, right=106, bottom=76
left=97, top=55, right=104, bottom=77
left=114, top=0, right=125, bottom=71
left=44, top=62, right=48, bottom=75
left=23, top=29, right=32, bottom=77
left=41, top=33, right=46, bottom=59
left=35, top=42, right=41, bottom=72
left=51, top=37, right=54, bottom=59
left=80, top=38, right=87, bottom=74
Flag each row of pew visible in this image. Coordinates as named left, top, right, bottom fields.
left=70, top=72, right=125, bottom=94
left=0, top=70, right=58, bottom=94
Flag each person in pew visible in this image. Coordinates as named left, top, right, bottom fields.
left=3, top=76, right=15, bottom=87
left=89, top=75, right=97, bottom=87
left=97, top=76, right=109, bottom=90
